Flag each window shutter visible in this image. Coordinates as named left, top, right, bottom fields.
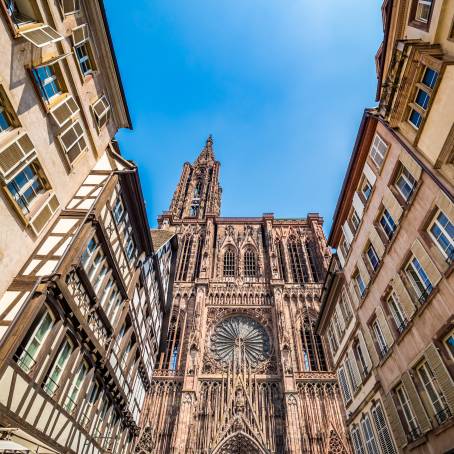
left=29, top=193, right=59, bottom=235
left=363, top=326, right=379, bottom=366
left=382, top=393, right=406, bottom=449
left=0, top=132, right=37, bottom=182
left=376, top=307, right=394, bottom=348
left=401, top=371, right=432, bottom=433
left=363, top=162, right=377, bottom=186
left=342, top=221, right=354, bottom=245
left=357, top=330, right=372, bottom=371
left=72, top=24, right=89, bottom=46
left=19, top=24, right=63, bottom=48
left=391, top=275, right=416, bottom=320
left=353, top=192, right=364, bottom=218
left=92, top=95, right=110, bottom=128
left=398, top=151, right=422, bottom=181
left=58, top=120, right=87, bottom=165
left=50, top=95, right=80, bottom=127
left=372, top=402, right=398, bottom=454
left=357, top=256, right=370, bottom=286
left=348, top=348, right=362, bottom=387
left=436, top=193, right=454, bottom=225
left=348, top=280, right=359, bottom=307
left=62, top=0, right=80, bottom=14
left=338, top=247, right=346, bottom=267
left=337, top=367, right=351, bottom=403
left=424, top=343, right=454, bottom=413
left=369, top=226, right=385, bottom=259
left=410, top=239, right=442, bottom=287
left=382, top=187, right=403, bottom=223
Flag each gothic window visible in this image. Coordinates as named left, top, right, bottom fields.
left=223, top=248, right=235, bottom=277
left=189, top=204, right=199, bottom=217
left=194, top=237, right=204, bottom=278
left=301, top=317, right=327, bottom=371
left=276, top=239, right=288, bottom=281
left=194, top=180, right=202, bottom=198
left=244, top=248, right=257, bottom=277
left=177, top=235, right=193, bottom=281
left=305, top=240, right=320, bottom=282
left=287, top=236, right=309, bottom=283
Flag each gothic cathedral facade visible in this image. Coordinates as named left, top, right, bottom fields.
left=136, top=137, right=351, bottom=453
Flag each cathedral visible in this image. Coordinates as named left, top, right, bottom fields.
left=135, top=137, right=351, bottom=453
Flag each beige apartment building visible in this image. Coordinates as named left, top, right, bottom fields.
left=318, top=1, right=454, bottom=453
left=0, top=1, right=178, bottom=452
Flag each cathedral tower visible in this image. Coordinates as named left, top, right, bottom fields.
left=137, top=138, right=351, bottom=453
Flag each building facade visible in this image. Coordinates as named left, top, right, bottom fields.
left=136, top=137, right=352, bottom=454
left=0, top=1, right=175, bottom=452
left=318, top=1, right=454, bottom=453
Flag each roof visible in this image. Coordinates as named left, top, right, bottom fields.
left=0, top=440, right=30, bottom=452
left=98, top=0, right=132, bottom=129
left=150, top=229, right=175, bottom=252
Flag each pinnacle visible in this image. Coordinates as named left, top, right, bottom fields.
left=195, top=134, right=215, bottom=164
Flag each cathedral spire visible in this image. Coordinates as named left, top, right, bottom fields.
left=194, top=135, right=215, bottom=165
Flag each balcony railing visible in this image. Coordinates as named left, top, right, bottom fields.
left=434, top=406, right=451, bottom=425
left=14, top=349, right=36, bottom=374
left=64, top=395, right=78, bottom=414
left=418, top=285, right=433, bottom=304
left=396, top=319, right=408, bottom=334
left=407, top=426, right=422, bottom=443
left=378, top=345, right=389, bottom=359
left=42, top=376, right=60, bottom=397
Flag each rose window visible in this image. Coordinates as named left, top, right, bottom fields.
left=210, top=315, right=270, bottom=367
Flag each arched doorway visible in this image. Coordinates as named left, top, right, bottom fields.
left=212, top=431, right=267, bottom=454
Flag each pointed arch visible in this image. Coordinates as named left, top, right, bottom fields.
left=212, top=431, right=267, bottom=454
left=275, top=238, right=288, bottom=281
left=177, top=234, right=193, bottom=281
left=223, top=247, right=236, bottom=277
left=287, top=236, right=309, bottom=283
left=301, top=314, right=327, bottom=371
left=305, top=239, right=320, bottom=282
left=244, top=247, right=258, bottom=277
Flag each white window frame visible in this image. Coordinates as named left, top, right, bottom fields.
left=387, top=291, right=407, bottom=333
left=355, top=272, right=366, bottom=297
left=416, top=361, right=448, bottom=420
left=64, top=360, right=88, bottom=413
left=44, top=338, right=73, bottom=396
left=361, top=414, right=380, bottom=454
left=379, top=208, right=397, bottom=240
left=396, top=385, right=419, bottom=434
left=428, top=210, right=454, bottom=260
left=415, top=0, right=433, bottom=23
left=58, top=119, right=87, bottom=164
left=395, top=166, right=416, bottom=201
left=405, top=256, right=432, bottom=300
left=372, top=320, right=388, bottom=356
left=370, top=134, right=388, bottom=168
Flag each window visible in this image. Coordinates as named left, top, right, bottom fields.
left=354, top=271, right=366, bottom=297
left=17, top=310, right=54, bottom=373
left=361, top=414, right=380, bottom=454
left=416, top=361, right=450, bottom=424
left=113, top=196, right=124, bottom=224
left=276, top=239, right=287, bottom=281
left=351, top=425, right=366, bottom=454
left=58, top=120, right=87, bottom=164
left=177, top=235, right=193, bottom=280
left=328, top=325, right=338, bottom=352
left=43, top=338, right=73, bottom=396
left=429, top=210, right=454, bottom=262
left=408, top=67, right=438, bottom=129
left=305, top=240, right=320, bottom=282
left=379, top=209, right=397, bottom=240
left=405, top=256, right=432, bottom=301
left=395, top=166, right=416, bottom=201
left=64, top=360, right=88, bottom=413
left=125, top=235, right=136, bottom=261
left=351, top=209, right=361, bottom=233
left=32, top=65, right=62, bottom=102
left=59, top=0, right=80, bottom=15
left=301, top=317, right=326, bottom=371
left=361, top=179, right=373, bottom=202
left=355, top=342, right=369, bottom=376
left=223, top=249, right=235, bottom=277
left=345, top=356, right=359, bottom=392
left=287, top=236, right=309, bottom=283
left=387, top=291, right=407, bottom=333
left=91, top=95, right=110, bottom=130
left=414, top=0, right=433, bottom=23
left=81, top=237, right=97, bottom=267
left=340, top=291, right=353, bottom=323
left=340, top=236, right=350, bottom=258
left=244, top=248, right=257, bottom=277
left=372, top=320, right=388, bottom=358
left=7, top=162, right=46, bottom=214
left=189, top=204, right=199, bottom=217
left=0, top=101, right=12, bottom=133
left=444, top=328, right=454, bottom=360
left=396, top=385, right=420, bottom=440
left=370, top=134, right=388, bottom=168
left=371, top=403, right=397, bottom=454
left=366, top=243, right=380, bottom=271
left=75, top=43, right=94, bottom=76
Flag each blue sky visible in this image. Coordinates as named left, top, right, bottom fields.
left=105, top=1, right=383, bottom=232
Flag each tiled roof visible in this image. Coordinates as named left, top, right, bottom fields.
left=150, top=229, right=175, bottom=252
